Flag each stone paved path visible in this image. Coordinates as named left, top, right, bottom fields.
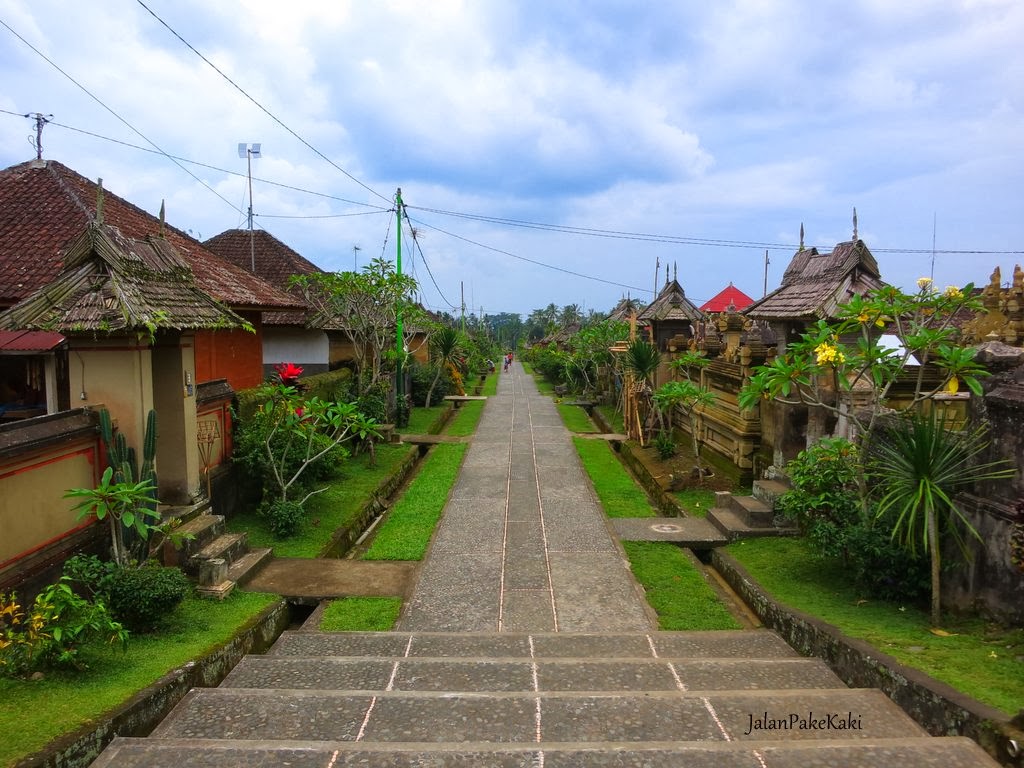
left=399, top=361, right=651, bottom=632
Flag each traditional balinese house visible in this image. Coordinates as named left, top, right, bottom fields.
left=637, top=266, right=703, bottom=356
left=0, top=159, right=303, bottom=398
left=608, top=296, right=646, bottom=322
left=743, top=224, right=885, bottom=464
left=700, top=283, right=755, bottom=314
left=204, top=228, right=329, bottom=377
left=744, top=229, right=883, bottom=353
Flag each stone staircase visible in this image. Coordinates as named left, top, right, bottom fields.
left=89, top=629, right=996, bottom=766
left=708, top=479, right=799, bottom=541
left=161, top=500, right=272, bottom=598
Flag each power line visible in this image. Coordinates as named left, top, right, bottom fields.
left=0, top=18, right=243, bottom=215
left=134, top=0, right=391, bottom=206
left=400, top=211, right=458, bottom=310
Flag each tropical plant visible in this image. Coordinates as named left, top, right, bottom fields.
left=65, top=468, right=160, bottom=568
left=249, top=385, right=380, bottom=535
left=291, top=257, right=423, bottom=398
left=425, top=326, right=465, bottom=408
left=655, top=353, right=718, bottom=478
left=867, top=410, right=1015, bottom=626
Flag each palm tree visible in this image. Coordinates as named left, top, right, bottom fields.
left=869, top=411, right=1014, bottom=627
left=425, top=326, right=465, bottom=408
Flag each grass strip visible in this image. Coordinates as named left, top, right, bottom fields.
left=729, top=537, right=1024, bottom=715
left=623, top=541, right=742, bottom=630
left=557, top=403, right=598, bottom=433
left=0, top=590, right=278, bottom=766
left=595, top=404, right=625, bottom=434
left=406, top=404, right=448, bottom=434
left=362, top=442, right=468, bottom=560
left=226, top=443, right=413, bottom=557
left=319, top=597, right=402, bottom=631
left=673, top=489, right=715, bottom=518
left=573, top=436, right=658, bottom=518
left=445, top=401, right=485, bottom=436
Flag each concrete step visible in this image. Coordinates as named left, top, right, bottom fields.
left=89, top=735, right=1001, bottom=768
left=149, top=687, right=926, bottom=743
left=226, top=547, right=273, bottom=588
left=265, top=630, right=802, bottom=659
left=707, top=508, right=796, bottom=541
left=752, top=478, right=789, bottom=507
left=157, top=499, right=211, bottom=527
left=171, top=514, right=225, bottom=563
left=721, top=493, right=773, bottom=527
left=221, top=655, right=846, bottom=692
left=194, top=532, right=250, bottom=569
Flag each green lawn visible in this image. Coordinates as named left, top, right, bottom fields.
left=0, top=590, right=278, bottom=767
left=623, top=541, right=741, bottom=630
left=405, top=404, right=449, bottom=434
left=319, top=597, right=402, bottom=631
left=573, top=436, right=658, bottom=518
left=595, top=404, right=625, bottom=434
left=362, top=442, right=468, bottom=560
left=226, top=444, right=414, bottom=557
left=729, top=537, right=1024, bottom=715
left=673, top=489, right=715, bottom=518
left=557, top=403, right=598, bottom=433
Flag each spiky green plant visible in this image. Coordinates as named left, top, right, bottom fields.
left=425, top=326, right=465, bottom=408
left=869, top=411, right=1015, bottom=627
left=622, top=338, right=660, bottom=383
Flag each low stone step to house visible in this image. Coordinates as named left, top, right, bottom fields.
left=225, top=547, right=273, bottom=588
left=87, top=736, right=1002, bottom=768
left=194, top=532, right=249, bottom=570
left=157, top=499, right=211, bottom=527
left=163, top=513, right=224, bottom=568
left=752, top=478, right=790, bottom=507
left=722, top=492, right=773, bottom=527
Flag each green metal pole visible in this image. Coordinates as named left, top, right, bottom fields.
left=395, top=188, right=406, bottom=425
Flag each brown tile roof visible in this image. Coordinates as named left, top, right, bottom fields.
left=0, top=160, right=303, bottom=313
left=203, top=228, right=322, bottom=326
left=637, top=279, right=702, bottom=323
left=0, top=223, right=246, bottom=333
left=745, top=240, right=884, bottom=321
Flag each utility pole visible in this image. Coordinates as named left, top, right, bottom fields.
left=460, top=281, right=466, bottom=333
left=395, top=188, right=406, bottom=426
left=353, top=245, right=361, bottom=272
left=25, top=113, right=52, bottom=161
left=763, top=250, right=770, bottom=297
left=237, top=143, right=261, bottom=272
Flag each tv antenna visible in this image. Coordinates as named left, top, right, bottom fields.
left=25, top=113, right=53, bottom=161
left=237, top=142, right=262, bottom=271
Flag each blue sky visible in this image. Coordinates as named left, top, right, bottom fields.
left=1, top=0, right=1021, bottom=317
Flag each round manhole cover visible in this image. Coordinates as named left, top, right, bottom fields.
left=651, top=523, right=683, bottom=533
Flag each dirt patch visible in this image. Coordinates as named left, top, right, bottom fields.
left=625, top=438, right=736, bottom=494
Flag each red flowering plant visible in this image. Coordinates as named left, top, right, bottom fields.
left=274, top=362, right=304, bottom=388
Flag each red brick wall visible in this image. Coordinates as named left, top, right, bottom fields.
left=194, top=313, right=264, bottom=390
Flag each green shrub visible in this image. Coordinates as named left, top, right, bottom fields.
left=1, top=578, right=127, bottom=675
left=107, top=564, right=190, bottom=632
left=261, top=499, right=306, bottom=539
left=409, top=361, right=453, bottom=407
left=62, top=554, right=119, bottom=602
left=654, top=432, right=677, bottom=460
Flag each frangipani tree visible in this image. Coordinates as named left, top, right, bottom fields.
left=739, top=279, right=1012, bottom=626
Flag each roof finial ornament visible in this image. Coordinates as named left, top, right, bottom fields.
left=665, top=264, right=669, bottom=288
left=852, top=207, right=858, bottom=241
left=95, top=178, right=104, bottom=225
left=799, top=222, right=805, bottom=252
left=159, top=200, right=166, bottom=237
left=674, top=262, right=677, bottom=282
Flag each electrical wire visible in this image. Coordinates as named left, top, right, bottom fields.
left=400, top=210, right=458, bottom=310
left=0, top=19, right=243, bottom=215
left=135, top=0, right=391, bottom=206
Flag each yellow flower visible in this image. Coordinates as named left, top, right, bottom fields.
left=857, top=312, right=870, bottom=323
left=814, top=342, right=845, bottom=366
left=943, top=285, right=963, bottom=299
left=916, top=276, right=933, bottom=290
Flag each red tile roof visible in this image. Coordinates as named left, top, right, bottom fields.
left=0, top=329, right=65, bottom=352
left=699, top=283, right=755, bottom=313
left=0, top=160, right=303, bottom=312
left=203, top=229, right=322, bottom=326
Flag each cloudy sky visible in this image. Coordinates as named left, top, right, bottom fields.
left=1, top=1, right=1021, bottom=318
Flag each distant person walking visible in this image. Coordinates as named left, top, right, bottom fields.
left=503, top=352, right=512, bottom=372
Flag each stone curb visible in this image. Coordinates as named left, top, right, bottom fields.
left=711, top=548, right=1022, bottom=768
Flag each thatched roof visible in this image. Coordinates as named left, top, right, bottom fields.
left=0, top=223, right=245, bottom=334
left=745, top=239, right=884, bottom=321
left=637, top=279, right=702, bottom=323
